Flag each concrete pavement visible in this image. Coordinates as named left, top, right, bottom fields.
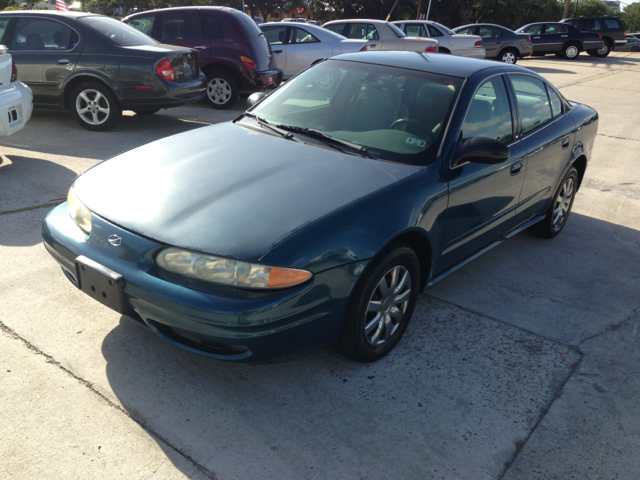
left=1, top=52, right=639, bottom=479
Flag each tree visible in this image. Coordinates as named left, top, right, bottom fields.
left=572, top=0, right=616, bottom=18
left=620, top=2, right=640, bottom=32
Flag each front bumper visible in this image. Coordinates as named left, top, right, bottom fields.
left=42, top=204, right=363, bottom=363
left=0, top=81, right=32, bottom=137
left=119, top=72, right=207, bottom=110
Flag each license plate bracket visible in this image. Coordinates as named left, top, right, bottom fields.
left=75, top=255, right=126, bottom=314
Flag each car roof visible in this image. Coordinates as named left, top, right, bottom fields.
left=324, top=19, right=389, bottom=25
left=124, top=6, right=237, bottom=18
left=0, top=10, right=97, bottom=18
left=331, top=50, right=526, bottom=78
left=456, top=23, right=513, bottom=31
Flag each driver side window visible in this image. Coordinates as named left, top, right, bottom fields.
left=462, top=76, right=514, bottom=144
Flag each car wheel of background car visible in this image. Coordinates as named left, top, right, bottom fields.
left=594, top=41, right=611, bottom=57
left=206, top=71, right=238, bottom=110
left=499, top=48, right=518, bottom=64
left=529, top=167, right=578, bottom=238
left=133, top=109, right=161, bottom=115
left=335, top=242, right=420, bottom=363
left=632, top=46, right=640, bottom=52
left=439, top=48, right=452, bottom=54
left=563, top=43, right=580, bottom=60
left=71, top=82, right=121, bottom=132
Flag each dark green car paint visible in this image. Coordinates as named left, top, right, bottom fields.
left=42, top=52, right=599, bottom=362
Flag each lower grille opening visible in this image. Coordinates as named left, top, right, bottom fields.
left=149, top=320, right=250, bottom=356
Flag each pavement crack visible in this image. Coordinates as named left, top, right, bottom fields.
left=0, top=321, right=218, bottom=480
left=498, top=355, right=583, bottom=479
left=597, top=133, right=640, bottom=143
left=0, top=199, right=65, bottom=216
left=577, top=306, right=640, bottom=346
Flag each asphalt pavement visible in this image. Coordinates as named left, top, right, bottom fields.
left=1, top=52, right=639, bottom=480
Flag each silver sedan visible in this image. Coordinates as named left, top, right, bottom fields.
left=393, top=20, right=485, bottom=59
left=260, top=23, right=367, bottom=80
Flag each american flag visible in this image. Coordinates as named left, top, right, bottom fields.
left=56, top=0, right=69, bottom=11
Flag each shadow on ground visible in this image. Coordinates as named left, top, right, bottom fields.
left=96, top=212, right=640, bottom=479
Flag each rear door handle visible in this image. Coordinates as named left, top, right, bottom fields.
left=510, top=160, right=524, bottom=176
left=370, top=44, right=377, bottom=47
left=273, top=50, right=283, bottom=54
left=533, top=36, right=540, bottom=39
left=561, top=35, right=568, bottom=38
left=193, top=45, right=207, bottom=50
left=57, top=59, right=70, bottom=65
left=562, top=137, right=570, bottom=149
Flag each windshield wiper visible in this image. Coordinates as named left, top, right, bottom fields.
left=273, top=124, right=377, bottom=159
left=243, top=112, right=303, bottom=143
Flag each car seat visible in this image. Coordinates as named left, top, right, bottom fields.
left=342, top=78, right=403, bottom=132
left=25, top=34, right=45, bottom=50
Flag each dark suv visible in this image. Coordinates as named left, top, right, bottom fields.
left=561, top=16, right=626, bottom=57
left=123, top=7, right=283, bottom=109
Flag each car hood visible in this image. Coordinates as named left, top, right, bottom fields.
left=74, top=122, right=422, bottom=263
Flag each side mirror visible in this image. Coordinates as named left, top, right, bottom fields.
left=247, top=92, right=266, bottom=108
left=452, top=136, right=510, bottom=168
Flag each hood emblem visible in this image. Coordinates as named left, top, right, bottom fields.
left=108, top=234, right=122, bottom=247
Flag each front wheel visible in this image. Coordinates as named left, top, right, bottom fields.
left=335, top=242, right=420, bottom=363
left=70, top=82, right=121, bottom=131
left=206, top=71, right=238, bottom=109
left=529, top=167, right=578, bottom=238
left=499, top=48, right=518, bottom=64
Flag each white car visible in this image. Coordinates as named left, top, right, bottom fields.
left=260, top=22, right=367, bottom=80
left=392, top=20, right=485, bottom=59
left=322, top=19, right=438, bottom=53
left=0, top=45, right=32, bottom=138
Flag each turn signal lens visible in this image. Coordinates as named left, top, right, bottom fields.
left=527, top=35, right=531, bottom=43
left=67, top=187, right=92, bottom=235
left=156, top=59, right=175, bottom=81
left=474, top=40, right=483, bottom=47
left=239, top=55, right=257, bottom=70
left=156, top=247, right=312, bottom=289
left=425, top=46, right=438, bottom=52
left=11, top=60, right=17, bottom=82
left=598, top=33, right=602, bottom=40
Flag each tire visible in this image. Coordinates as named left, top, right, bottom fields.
left=593, top=41, right=611, bottom=58
left=335, top=242, right=420, bottom=363
left=70, top=81, right=121, bottom=132
left=206, top=71, right=238, bottom=109
left=529, top=167, right=579, bottom=238
left=562, top=43, right=580, bottom=60
left=133, top=109, right=160, bottom=115
left=631, top=46, right=640, bottom=53
left=586, top=49, right=598, bottom=56
left=499, top=48, right=518, bottom=64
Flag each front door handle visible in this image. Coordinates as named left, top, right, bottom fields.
left=273, top=49, right=283, bottom=54
left=57, top=59, right=70, bottom=65
left=510, top=160, right=524, bottom=176
left=533, top=36, right=540, bottom=39
left=370, top=44, right=377, bottom=48
left=562, top=137, right=570, bottom=149
left=193, top=45, right=207, bottom=50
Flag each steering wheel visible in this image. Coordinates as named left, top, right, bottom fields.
left=389, top=118, right=435, bottom=144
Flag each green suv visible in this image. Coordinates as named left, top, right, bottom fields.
left=561, top=17, right=626, bottom=57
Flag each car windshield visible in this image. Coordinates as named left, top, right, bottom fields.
left=79, top=16, right=156, bottom=46
left=246, top=60, right=463, bottom=165
left=387, top=22, right=407, bottom=38
left=434, top=22, right=456, bottom=35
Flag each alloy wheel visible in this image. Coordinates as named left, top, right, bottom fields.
left=315, top=72, right=335, bottom=89
left=76, top=89, right=110, bottom=126
left=502, top=52, right=516, bottom=64
left=207, top=78, right=232, bottom=105
left=565, top=45, right=579, bottom=59
left=597, top=44, right=609, bottom=55
left=364, top=265, right=411, bottom=346
left=552, top=177, right=574, bottom=228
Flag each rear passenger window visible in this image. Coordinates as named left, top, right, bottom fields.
left=603, top=19, right=621, bottom=29
left=205, top=14, right=225, bottom=39
left=128, top=16, right=155, bottom=36
left=349, top=23, right=379, bottom=40
left=547, top=86, right=563, bottom=118
left=405, top=24, right=427, bottom=37
left=510, top=75, right=553, bottom=134
left=291, top=28, right=319, bottom=44
left=11, top=18, right=76, bottom=51
left=462, top=76, right=513, bottom=144
left=427, top=25, right=444, bottom=37
left=544, top=24, right=567, bottom=34
left=479, top=27, right=502, bottom=38
left=0, top=18, right=10, bottom=41
left=324, top=24, right=346, bottom=35
left=161, top=12, right=203, bottom=42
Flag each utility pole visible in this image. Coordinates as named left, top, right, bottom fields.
left=634, top=3, right=640, bottom=32
left=574, top=0, right=580, bottom=17
left=417, top=0, right=425, bottom=20
left=563, top=0, right=571, bottom=19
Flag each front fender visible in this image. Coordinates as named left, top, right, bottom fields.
left=259, top=164, right=448, bottom=278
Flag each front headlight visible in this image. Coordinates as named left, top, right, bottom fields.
left=67, top=187, right=92, bottom=234
left=156, top=247, right=312, bottom=289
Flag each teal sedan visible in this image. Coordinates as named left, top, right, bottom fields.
left=42, top=52, right=598, bottom=363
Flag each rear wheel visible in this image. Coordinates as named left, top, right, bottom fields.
left=593, top=41, right=611, bottom=58
left=335, top=242, right=420, bottom=363
left=631, top=46, right=640, bottom=53
left=562, top=43, right=580, bottom=60
left=529, top=167, right=578, bottom=238
left=206, top=71, right=238, bottom=109
left=70, top=81, right=121, bottom=132
left=499, top=48, right=518, bottom=64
